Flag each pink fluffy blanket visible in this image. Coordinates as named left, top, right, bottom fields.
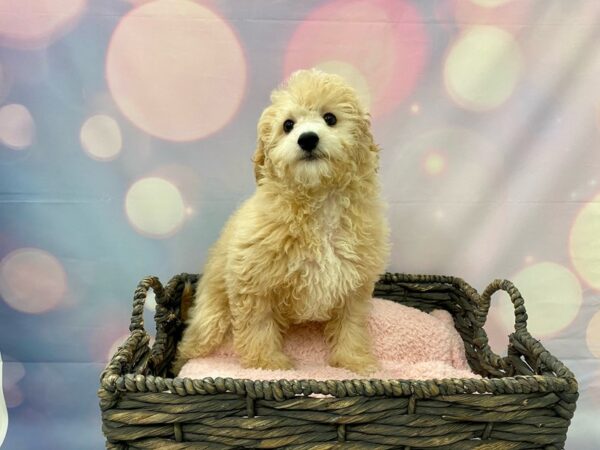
left=179, top=298, right=478, bottom=381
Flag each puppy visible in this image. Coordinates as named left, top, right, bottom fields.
left=173, top=69, right=389, bottom=375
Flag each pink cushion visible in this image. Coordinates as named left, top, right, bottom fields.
left=179, top=298, right=478, bottom=381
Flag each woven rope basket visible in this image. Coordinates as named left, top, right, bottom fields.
left=99, top=273, right=578, bottom=449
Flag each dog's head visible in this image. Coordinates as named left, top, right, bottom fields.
left=253, top=69, right=379, bottom=189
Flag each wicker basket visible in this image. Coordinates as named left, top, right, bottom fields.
left=99, top=273, right=578, bottom=449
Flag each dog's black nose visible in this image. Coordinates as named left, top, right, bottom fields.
left=297, top=132, right=319, bottom=152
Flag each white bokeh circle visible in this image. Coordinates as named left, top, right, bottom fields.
left=0, top=104, right=35, bottom=150
left=570, top=192, right=600, bottom=290
left=125, top=177, right=186, bottom=238
left=444, top=26, right=522, bottom=111
left=80, top=114, right=122, bottom=161
left=495, top=262, right=582, bottom=337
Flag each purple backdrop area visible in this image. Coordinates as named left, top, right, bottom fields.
left=1, top=0, right=599, bottom=448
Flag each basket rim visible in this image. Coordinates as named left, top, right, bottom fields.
left=100, top=271, right=579, bottom=404
left=100, top=365, right=578, bottom=401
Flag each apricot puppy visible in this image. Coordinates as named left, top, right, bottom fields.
left=173, top=69, right=389, bottom=375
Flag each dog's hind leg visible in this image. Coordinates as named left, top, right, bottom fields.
left=171, top=277, right=231, bottom=375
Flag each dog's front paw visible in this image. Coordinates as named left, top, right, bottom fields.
left=329, top=353, right=379, bottom=376
left=243, top=351, right=295, bottom=371
left=264, top=353, right=295, bottom=371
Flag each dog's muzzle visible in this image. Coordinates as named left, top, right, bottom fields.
left=298, top=132, right=319, bottom=152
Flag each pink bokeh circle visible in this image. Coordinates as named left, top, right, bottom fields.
left=0, top=248, right=67, bottom=314
left=0, top=0, right=86, bottom=50
left=106, top=0, right=247, bottom=142
left=452, top=0, right=532, bottom=32
left=284, top=0, right=427, bottom=118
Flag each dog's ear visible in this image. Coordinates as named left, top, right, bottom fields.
left=252, top=137, right=266, bottom=184
left=368, top=140, right=381, bottom=173
left=360, top=114, right=380, bottom=171
left=369, top=141, right=380, bottom=153
left=253, top=106, right=276, bottom=184
left=359, top=114, right=379, bottom=151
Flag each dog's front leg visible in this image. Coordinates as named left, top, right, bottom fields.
left=230, top=294, right=294, bottom=370
left=325, top=284, right=379, bottom=376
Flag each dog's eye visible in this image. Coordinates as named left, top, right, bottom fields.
left=323, top=113, right=337, bottom=126
left=283, top=119, right=295, bottom=133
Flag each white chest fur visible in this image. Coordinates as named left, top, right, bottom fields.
left=286, top=195, right=360, bottom=323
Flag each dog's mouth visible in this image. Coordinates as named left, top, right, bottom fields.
left=300, top=151, right=324, bottom=161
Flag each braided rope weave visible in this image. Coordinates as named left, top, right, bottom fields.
left=99, top=273, right=578, bottom=449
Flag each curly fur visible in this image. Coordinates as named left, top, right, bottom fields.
left=173, top=69, right=389, bottom=375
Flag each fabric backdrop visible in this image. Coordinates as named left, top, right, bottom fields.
left=0, top=0, right=599, bottom=448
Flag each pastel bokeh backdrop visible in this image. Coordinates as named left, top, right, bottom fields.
left=0, top=0, right=599, bottom=448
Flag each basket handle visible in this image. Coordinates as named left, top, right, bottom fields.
left=478, top=279, right=528, bottom=333
left=130, top=276, right=165, bottom=333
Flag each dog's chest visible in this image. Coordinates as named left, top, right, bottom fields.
left=285, top=197, right=361, bottom=322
